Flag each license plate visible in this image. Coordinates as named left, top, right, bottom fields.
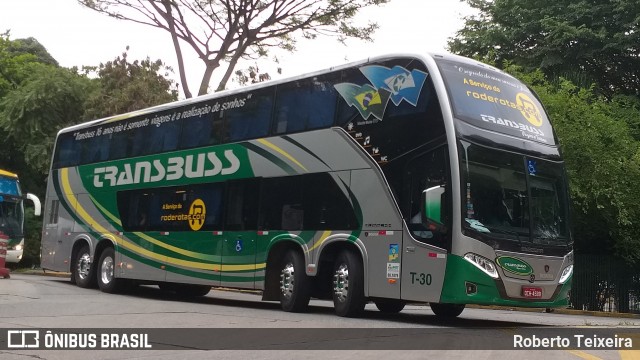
left=522, top=286, right=543, bottom=298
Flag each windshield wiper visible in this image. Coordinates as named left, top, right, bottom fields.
left=476, top=223, right=524, bottom=248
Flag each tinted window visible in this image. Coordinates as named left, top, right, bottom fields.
left=226, top=89, right=273, bottom=142
left=274, top=75, right=338, bottom=134
left=303, top=173, right=358, bottom=230
left=118, top=184, right=224, bottom=232
left=225, top=179, right=259, bottom=230
left=180, top=113, right=225, bottom=149
left=259, top=176, right=303, bottom=230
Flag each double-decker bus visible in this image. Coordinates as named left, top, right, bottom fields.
left=0, top=169, right=41, bottom=263
left=40, top=52, right=572, bottom=317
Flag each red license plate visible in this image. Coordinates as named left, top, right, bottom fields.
left=522, top=286, right=543, bottom=298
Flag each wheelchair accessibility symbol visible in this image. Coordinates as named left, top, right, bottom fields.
left=235, top=240, right=243, bottom=252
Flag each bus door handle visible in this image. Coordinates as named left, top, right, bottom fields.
left=405, top=246, right=415, bottom=253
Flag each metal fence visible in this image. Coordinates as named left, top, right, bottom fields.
left=570, top=254, right=640, bottom=313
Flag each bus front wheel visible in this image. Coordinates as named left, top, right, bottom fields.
left=430, top=303, right=465, bottom=318
left=278, top=249, right=311, bottom=312
left=374, top=299, right=406, bottom=313
left=73, top=244, right=96, bottom=288
left=332, top=250, right=366, bottom=317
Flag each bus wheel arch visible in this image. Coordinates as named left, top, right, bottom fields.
left=262, top=240, right=308, bottom=303
left=71, top=239, right=96, bottom=288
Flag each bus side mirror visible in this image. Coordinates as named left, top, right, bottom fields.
left=422, top=185, right=445, bottom=227
left=26, top=193, right=41, bottom=216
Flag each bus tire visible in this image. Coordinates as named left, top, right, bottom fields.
left=73, top=243, right=96, bottom=288
left=333, top=250, right=366, bottom=317
left=97, top=247, right=125, bottom=293
left=278, top=249, right=311, bottom=312
left=374, top=299, right=406, bottom=313
left=430, top=303, right=465, bottom=318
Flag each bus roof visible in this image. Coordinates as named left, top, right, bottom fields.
left=0, top=169, right=18, bottom=179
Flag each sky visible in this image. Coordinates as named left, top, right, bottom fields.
left=0, top=0, right=473, bottom=97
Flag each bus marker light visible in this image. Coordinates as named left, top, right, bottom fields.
left=388, top=279, right=397, bottom=284
left=257, top=231, right=269, bottom=236
left=160, top=232, right=170, bottom=236
left=213, top=231, right=223, bottom=235
left=160, top=265, right=165, bottom=270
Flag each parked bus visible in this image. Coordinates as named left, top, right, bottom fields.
left=0, top=169, right=41, bottom=263
left=40, top=52, right=572, bottom=317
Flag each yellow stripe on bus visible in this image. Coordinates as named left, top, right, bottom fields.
left=60, top=168, right=265, bottom=272
left=257, top=138, right=308, bottom=172
left=305, top=231, right=332, bottom=253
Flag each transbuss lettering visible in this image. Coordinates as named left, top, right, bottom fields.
left=93, top=150, right=240, bottom=188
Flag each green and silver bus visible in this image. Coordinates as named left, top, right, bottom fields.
left=41, top=52, right=572, bottom=317
left=1, top=169, right=41, bottom=263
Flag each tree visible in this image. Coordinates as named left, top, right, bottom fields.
left=83, top=48, right=179, bottom=120
left=449, top=0, right=640, bottom=98
left=79, top=0, right=389, bottom=97
left=508, top=66, right=640, bottom=263
left=0, top=64, right=95, bottom=175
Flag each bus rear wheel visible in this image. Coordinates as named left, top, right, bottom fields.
left=374, top=299, right=406, bottom=313
left=430, top=303, right=465, bottom=318
left=97, top=247, right=126, bottom=293
left=332, top=250, right=365, bottom=317
left=278, top=249, right=311, bottom=312
left=73, top=244, right=96, bottom=288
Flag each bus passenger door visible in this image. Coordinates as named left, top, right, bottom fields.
left=220, top=179, right=260, bottom=289
left=399, top=147, right=450, bottom=302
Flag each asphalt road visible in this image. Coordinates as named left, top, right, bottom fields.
left=1, top=273, right=639, bottom=360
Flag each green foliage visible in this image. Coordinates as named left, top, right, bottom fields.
left=507, top=66, right=640, bottom=263
left=82, top=49, right=178, bottom=120
left=450, top=0, right=640, bottom=98
left=0, top=36, right=178, bottom=267
left=0, top=64, right=95, bottom=175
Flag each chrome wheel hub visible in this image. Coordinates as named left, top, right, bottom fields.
left=77, top=254, right=91, bottom=280
left=333, top=264, right=349, bottom=303
left=101, top=256, right=114, bottom=285
left=280, top=262, right=295, bottom=298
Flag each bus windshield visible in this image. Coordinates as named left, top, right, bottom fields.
left=460, top=142, right=569, bottom=247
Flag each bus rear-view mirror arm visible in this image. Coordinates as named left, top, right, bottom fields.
left=25, top=193, right=41, bottom=216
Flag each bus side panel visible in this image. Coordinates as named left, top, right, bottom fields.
left=41, top=170, right=78, bottom=272
left=349, top=169, right=402, bottom=300
left=399, top=233, right=447, bottom=303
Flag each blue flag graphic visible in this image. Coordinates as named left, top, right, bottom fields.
left=359, top=65, right=428, bottom=106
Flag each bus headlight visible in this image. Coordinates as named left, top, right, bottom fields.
left=11, top=244, right=23, bottom=251
left=464, top=253, right=499, bottom=279
left=559, top=265, right=573, bottom=284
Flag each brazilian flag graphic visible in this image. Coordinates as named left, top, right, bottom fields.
left=334, top=83, right=391, bottom=121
